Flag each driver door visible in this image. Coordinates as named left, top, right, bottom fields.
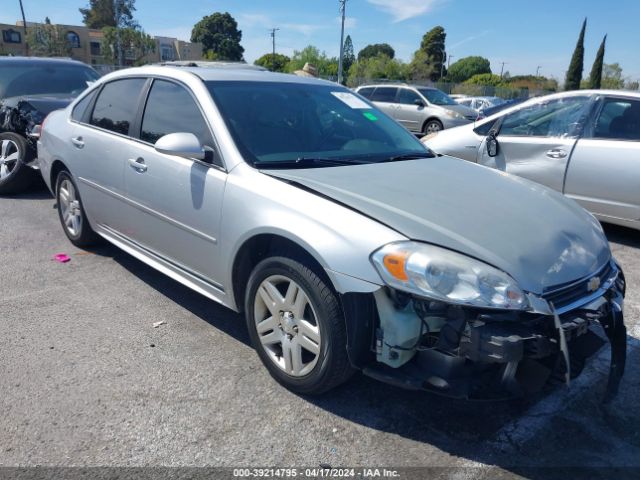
left=477, top=95, right=593, bottom=192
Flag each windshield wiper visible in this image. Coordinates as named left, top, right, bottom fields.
left=379, top=152, right=435, bottom=163
left=254, top=157, right=364, bottom=169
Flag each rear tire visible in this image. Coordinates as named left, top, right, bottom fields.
left=55, top=170, right=98, bottom=247
left=0, top=132, right=36, bottom=194
left=245, top=256, right=354, bottom=395
left=423, top=119, right=444, bottom=135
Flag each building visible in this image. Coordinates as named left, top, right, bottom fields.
left=0, top=21, right=203, bottom=67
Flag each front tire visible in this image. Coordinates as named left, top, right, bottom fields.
left=245, top=256, right=354, bottom=395
left=423, top=119, right=444, bottom=135
left=55, top=170, right=98, bottom=247
left=0, top=132, right=36, bottom=194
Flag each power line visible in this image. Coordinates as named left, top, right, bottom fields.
left=269, top=27, right=280, bottom=71
left=337, top=0, right=348, bottom=84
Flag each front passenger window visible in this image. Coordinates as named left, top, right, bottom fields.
left=141, top=80, right=214, bottom=147
left=500, top=96, right=590, bottom=138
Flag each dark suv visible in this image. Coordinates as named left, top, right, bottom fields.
left=0, top=57, right=99, bottom=193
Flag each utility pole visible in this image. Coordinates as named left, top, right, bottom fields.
left=500, top=61, right=508, bottom=78
left=536, top=65, right=542, bottom=77
left=448, top=55, right=454, bottom=69
left=269, top=28, right=279, bottom=71
left=18, top=0, right=29, bottom=55
left=337, top=0, right=347, bottom=84
left=114, top=0, right=123, bottom=67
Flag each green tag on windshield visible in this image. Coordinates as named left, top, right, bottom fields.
left=363, top=112, right=378, bottom=121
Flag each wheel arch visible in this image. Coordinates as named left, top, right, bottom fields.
left=422, top=116, right=444, bottom=133
left=231, top=233, right=334, bottom=314
left=49, top=159, right=69, bottom=191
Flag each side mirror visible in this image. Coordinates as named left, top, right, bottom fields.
left=414, top=98, right=425, bottom=107
left=155, top=132, right=206, bottom=161
left=486, top=131, right=499, bottom=157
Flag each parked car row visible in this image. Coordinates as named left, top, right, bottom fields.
left=0, top=57, right=628, bottom=400
left=424, top=90, right=640, bottom=231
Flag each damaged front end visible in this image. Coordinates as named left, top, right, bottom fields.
left=344, top=258, right=626, bottom=401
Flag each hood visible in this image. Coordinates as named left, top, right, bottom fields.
left=439, top=103, right=478, bottom=118
left=1, top=94, right=74, bottom=116
left=266, top=157, right=610, bottom=294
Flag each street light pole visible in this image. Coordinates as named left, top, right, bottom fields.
left=269, top=27, right=280, bottom=71
left=18, top=0, right=29, bottom=55
left=536, top=65, right=542, bottom=77
left=500, top=61, right=508, bottom=78
left=448, top=55, right=454, bottom=69
left=114, top=0, right=123, bottom=67
left=337, top=0, right=347, bottom=84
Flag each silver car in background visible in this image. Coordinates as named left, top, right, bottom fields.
left=355, top=84, right=477, bottom=134
left=424, top=90, right=640, bottom=231
left=455, top=96, right=506, bottom=112
left=38, top=66, right=626, bottom=399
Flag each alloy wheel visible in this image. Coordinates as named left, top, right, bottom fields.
left=58, top=179, right=83, bottom=237
left=0, top=139, right=20, bottom=180
left=426, top=122, right=442, bottom=134
left=253, top=275, right=321, bottom=377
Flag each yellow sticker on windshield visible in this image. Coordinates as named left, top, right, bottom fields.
left=363, top=112, right=378, bottom=121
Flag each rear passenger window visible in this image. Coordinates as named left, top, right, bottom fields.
left=90, top=78, right=146, bottom=135
left=593, top=98, right=640, bottom=141
left=141, top=80, right=213, bottom=146
left=71, top=89, right=97, bottom=122
left=370, top=87, right=398, bottom=103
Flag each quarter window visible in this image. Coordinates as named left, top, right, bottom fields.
left=500, top=96, right=590, bottom=138
left=593, top=98, right=640, bottom=141
left=396, top=89, right=421, bottom=105
left=71, top=90, right=97, bottom=122
left=141, top=80, right=213, bottom=147
left=90, top=78, right=146, bottom=135
left=370, top=87, right=398, bottom=103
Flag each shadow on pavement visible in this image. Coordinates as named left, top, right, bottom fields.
left=98, top=237, right=639, bottom=478
left=604, top=223, right=640, bottom=249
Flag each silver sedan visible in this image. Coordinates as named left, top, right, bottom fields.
left=424, top=90, right=640, bottom=231
left=37, top=66, right=626, bottom=399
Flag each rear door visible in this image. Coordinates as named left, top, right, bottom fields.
left=71, top=77, right=147, bottom=233
left=477, top=95, right=593, bottom=192
left=394, top=88, right=425, bottom=133
left=369, top=87, right=399, bottom=120
left=564, top=95, right=640, bottom=223
left=123, top=78, right=226, bottom=284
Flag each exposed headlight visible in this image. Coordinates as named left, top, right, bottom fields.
left=371, top=242, right=529, bottom=310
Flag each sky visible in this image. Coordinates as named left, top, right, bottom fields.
left=2, top=0, right=639, bottom=81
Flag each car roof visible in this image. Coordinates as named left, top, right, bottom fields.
left=0, top=56, right=89, bottom=67
left=357, top=84, right=434, bottom=90
left=102, top=63, right=339, bottom=87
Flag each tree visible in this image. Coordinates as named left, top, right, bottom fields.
left=79, top=0, right=137, bottom=29
left=464, top=73, right=504, bottom=86
left=357, top=43, right=394, bottom=61
left=601, top=63, right=624, bottom=89
left=27, top=22, right=72, bottom=57
left=102, top=27, right=155, bottom=66
left=254, top=53, right=290, bottom=72
left=285, top=45, right=338, bottom=77
left=564, top=18, right=587, bottom=91
left=411, top=26, right=446, bottom=81
left=408, top=50, right=435, bottom=82
left=587, top=35, right=607, bottom=89
left=347, top=53, right=408, bottom=87
left=446, top=56, right=491, bottom=83
left=626, top=80, right=639, bottom=91
left=191, top=12, right=244, bottom=61
left=342, top=35, right=355, bottom=75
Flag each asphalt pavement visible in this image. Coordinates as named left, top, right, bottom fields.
left=1, top=182, right=639, bottom=478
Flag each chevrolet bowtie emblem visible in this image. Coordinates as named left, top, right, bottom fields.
left=587, top=276, right=601, bottom=292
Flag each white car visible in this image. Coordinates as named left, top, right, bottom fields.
left=424, top=90, right=640, bottom=231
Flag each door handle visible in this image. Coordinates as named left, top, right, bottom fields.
left=546, top=148, right=567, bottom=159
left=128, top=157, right=147, bottom=172
left=71, top=136, right=84, bottom=149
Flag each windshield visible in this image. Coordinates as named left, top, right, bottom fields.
left=0, top=63, right=100, bottom=99
left=418, top=88, right=457, bottom=106
left=206, top=81, right=431, bottom=167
